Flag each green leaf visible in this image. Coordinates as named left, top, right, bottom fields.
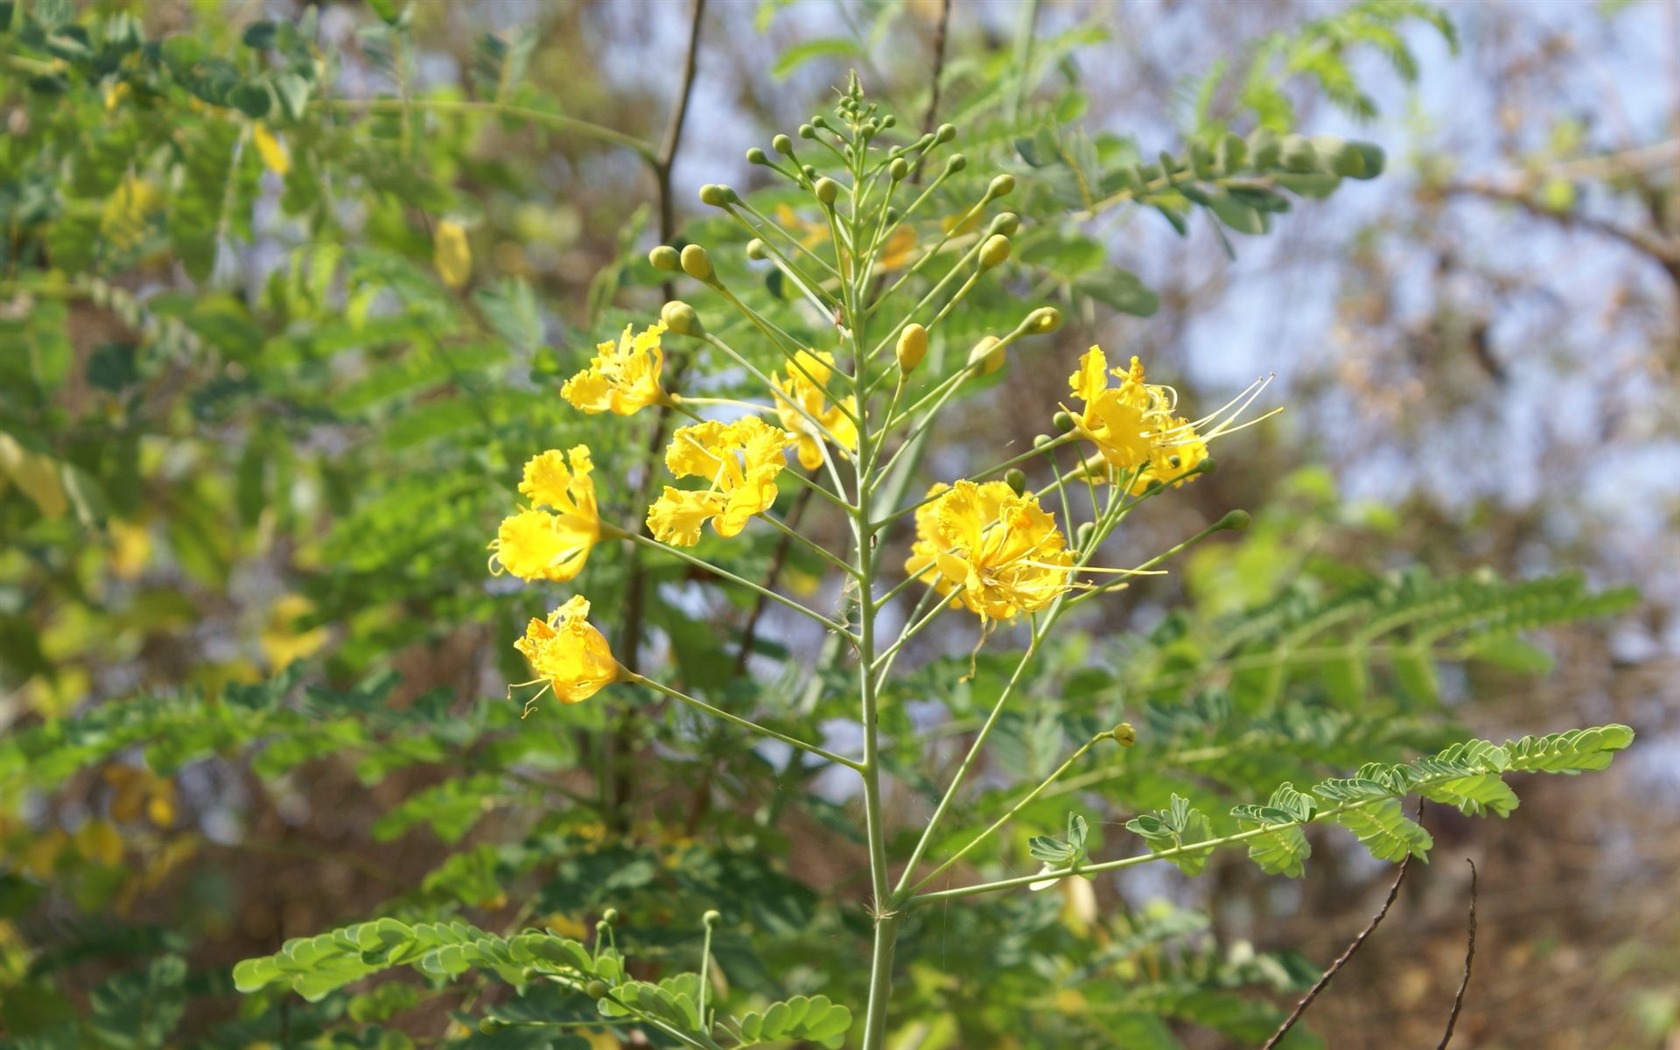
left=1418, top=773, right=1519, bottom=817
left=1072, top=269, right=1159, bottom=316
left=1331, top=799, right=1432, bottom=862
left=772, top=37, right=861, bottom=79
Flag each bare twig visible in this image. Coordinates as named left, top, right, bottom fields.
left=1261, top=850, right=1414, bottom=1049
left=1441, top=180, right=1680, bottom=264
left=1436, top=858, right=1479, bottom=1050
left=919, top=0, right=953, bottom=142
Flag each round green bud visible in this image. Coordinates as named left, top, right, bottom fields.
left=896, top=323, right=928, bottom=372
left=885, top=206, right=901, bottom=225
left=799, top=123, right=817, bottom=140
left=772, top=133, right=794, bottom=155
left=1023, top=306, right=1061, bottom=334
left=811, top=115, right=833, bottom=132
left=988, top=173, right=1016, bottom=200
left=814, top=177, right=840, bottom=205
left=584, top=980, right=611, bottom=1001
left=880, top=114, right=897, bottom=129
left=1004, top=468, right=1027, bottom=496
left=600, top=907, right=619, bottom=925
left=968, top=335, right=1004, bottom=375
left=679, top=244, right=714, bottom=282
left=945, top=152, right=968, bottom=174
left=1052, top=410, right=1075, bottom=432
left=978, top=233, right=1011, bottom=270
left=889, top=156, right=909, bottom=182
left=698, top=184, right=729, bottom=207
left=660, top=300, right=701, bottom=336
left=1075, top=521, right=1097, bottom=548
left=745, top=238, right=768, bottom=260
left=988, top=212, right=1020, bottom=236
left=745, top=147, right=768, bottom=166
left=480, top=1018, right=510, bottom=1034
left=1111, top=722, right=1137, bottom=747
left=703, top=909, right=722, bottom=928
left=1031, top=433, right=1053, bottom=448
left=801, top=164, right=818, bottom=181
left=935, top=122, right=956, bottom=144
left=1198, top=457, right=1217, bottom=475
left=1216, top=508, right=1250, bottom=532
left=648, top=245, right=681, bottom=272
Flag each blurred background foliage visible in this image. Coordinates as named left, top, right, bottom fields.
left=0, top=0, right=1670, bottom=1047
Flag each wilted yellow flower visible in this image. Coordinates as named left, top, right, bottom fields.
left=562, top=321, right=670, bottom=415
left=772, top=350, right=857, bottom=470
left=489, top=447, right=600, bottom=582
left=904, top=479, right=1073, bottom=621
left=514, top=595, right=619, bottom=709
left=647, top=417, right=788, bottom=546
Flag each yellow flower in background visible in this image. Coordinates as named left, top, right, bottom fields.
left=252, top=123, right=290, bottom=177
left=905, top=480, right=1073, bottom=622
left=104, top=764, right=177, bottom=828
left=773, top=350, right=857, bottom=470
left=261, top=594, right=329, bottom=669
left=647, top=417, right=788, bottom=546
left=774, top=204, right=918, bottom=270
left=99, top=175, right=163, bottom=254
left=434, top=219, right=472, bottom=290
left=562, top=321, right=669, bottom=415
left=515, top=596, right=619, bottom=709
left=489, top=446, right=601, bottom=582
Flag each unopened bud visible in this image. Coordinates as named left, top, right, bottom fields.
left=934, top=123, right=956, bottom=144
left=702, top=909, right=722, bottom=928
left=944, top=152, right=967, bottom=174
left=880, top=114, right=897, bottom=129
left=988, top=212, right=1019, bottom=236
left=600, top=907, right=619, bottom=925
left=1075, top=521, right=1097, bottom=548
left=801, top=164, right=818, bottom=181
left=1111, top=722, right=1137, bottom=747
left=698, top=184, right=730, bottom=207
left=1023, top=306, right=1061, bottom=334
left=1215, top=508, right=1250, bottom=531
left=798, top=123, right=817, bottom=140
left=978, top=234, right=1011, bottom=270
left=679, top=244, right=714, bottom=282
left=889, top=157, right=909, bottom=182
left=584, top=980, right=611, bottom=1001
left=648, top=245, right=681, bottom=272
left=1052, top=410, right=1074, bottom=432
left=814, top=177, right=840, bottom=205
left=772, top=133, right=793, bottom=155
left=660, top=300, right=701, bottom=336
left=1004, top=468, right=1027, bottom=495
left=745, top=238, right=768, bottom=260
left=745, top=147, right=768, bottom=165
left=896, top=323, right=927, bottom=372
left=988, top=173, right=1016, bottom=200
left=968, top=335, right=1004, bottom=375
left=1031, top=433, right=1053, bottom=448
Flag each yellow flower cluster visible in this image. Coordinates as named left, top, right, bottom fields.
left=1065, top=346, right=1208, bottom=493
left=488, top=446, right=600, bottom=583
left=562, top=321, right=670, bottom=415
left=773, top=350, right=857, bottom=470
left=514, top=596, right=619, bottom=710
left=905, top=480, right=1073, bottom=622
left=648, top=416, right=789, bottom=546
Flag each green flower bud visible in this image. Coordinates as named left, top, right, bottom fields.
left=945, top=152, right=967, bottom=174
left=1031, top=433, right=1053, bottom=448
left=880, top=114, right=897, bottom=129
left=745, top=238, right=768, bottom=260
left=1111, top=722, right=1137, bottom=747
left=988, top=212, right=1020, bottom=236
left=745, top=147, right=768, bottom=165
left=1075, top=521, right=1097, bottom=548
left=885, top=206, right=900, bottom=224
left=889, top=156, right=909, bottom=182
left=698, top=184, right=729, bottom=207
left=660, top=300, right=701, bottom=336
left=810, top=115, right=833, bottom=132
left=988, top=173, right=1016, bottom=200
left=799, top=123, right=817, bottom=140
left=968, top=335, right=1004, bottom=375
left=1215, top=508, right=1250, bottom=532
left=1004, top=468, right=1027, bottom=495
left=772, top=133, right=794, bottom=155
left=703, top=909, right=722, bottom=928
left=801, top=164, right=818, bottom=181
left=648, top=245, right=681, bottom=272
left=935, top=122, right=956, bottom=144
left=584, top=980, right=611, bottom=1001
left=978, top=233, right=1011, bottom=270
left=600, top=907, right=619, bottom=924
left=814, top=177, right=840, bottom=205
left=1023, top=306, right=1061, bottom=334
left=680, top=244, right=714, bottom=282
left=896, top=323, right=928, bottom=372
left=1052, top=410, right=1074, bottom=432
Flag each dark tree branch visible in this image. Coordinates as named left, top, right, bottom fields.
left=1437, top=858, right=1480, bottom=1050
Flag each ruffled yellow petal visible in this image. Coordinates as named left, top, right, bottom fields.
left=648, top=488, right=720, bottom=547
left=515, top=596, right=618, bottom=706
left=773, top=350, right=857, bottom=471
left=653, top=417, right=789, bottom=543
left=905, top=479, right=1072, bottom=621
left=562, top=321, right=668, bottom=415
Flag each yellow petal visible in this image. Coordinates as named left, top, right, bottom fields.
left=434, top=219, right=472, bottom=290
left=253, top=123, right=290, bottom=177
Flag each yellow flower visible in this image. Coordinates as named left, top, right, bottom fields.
left=489, top=447, right=600, bottom=582
left=515, top=596, right=619, bottom=709
left=773, top=350, right=857, bottom=470
left=904, top=479, right=1073, bottom=621
left=99, top=175, right=162, bottom=254
left=434, top=219, right=472, bottom=290
left=775, top=204, right=918, bottom=271
left=252, top=123, right=290, bottom=177
left=1064, top=347, right=1215, bottom=491
left=647, top=417, right=787, bottom=545
left=562, top=321, right=669, bottom=415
